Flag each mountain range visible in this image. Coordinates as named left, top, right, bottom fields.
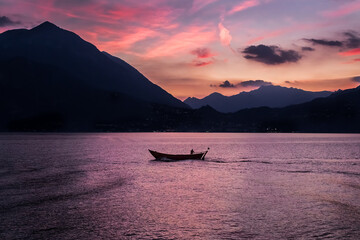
left=184, top=85, right=332, bottom=113
left=150, top=86, right=360, bottom=133
left=0, top=21, right=359, bottom=132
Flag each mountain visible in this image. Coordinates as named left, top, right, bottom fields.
left=0, top=21, right=186, bottom=109
left=230, top=85, right=360, bottom=132
left=184, top=85, right=332, bottom=113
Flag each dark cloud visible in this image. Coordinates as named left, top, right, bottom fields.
left=219, top=80, right=235, bottom=88
left=242, top=44, right=302, bottom=65
left=190, top=47, right=213, bottom=58
left=0, top=16, right=20, bottom=27
left=238, top=80, right=272, bottom=87
left=344, top=32, right=360, bottom=48
left=301, top=47, right=315, bottom=51
left=303, top=31, right=360, bottom=51
left=212, top=80, right=273, bottom=88
left=352, top=76, right=360, bottom=82
left=305, top=38, right=343, bottom=47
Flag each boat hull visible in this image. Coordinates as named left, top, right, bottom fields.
left=149, top=149, right=208, bottom=160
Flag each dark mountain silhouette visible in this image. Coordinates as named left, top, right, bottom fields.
left=184, top=85, right=332, bottom=113
left=144, top=85, right=360, bottom=133
left=230, top=85, right=360, bottom=132
left=0, top=56, right=161, bottom=131
left=0, top=21, right=186, bottom=108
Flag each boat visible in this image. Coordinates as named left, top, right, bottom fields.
left=149, top=148, right=209, bottom=161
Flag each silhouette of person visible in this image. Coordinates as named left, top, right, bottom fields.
left=190, top=149, right=194, bottom=154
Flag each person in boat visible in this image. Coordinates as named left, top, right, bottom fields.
left=190, top=149, right=194, bottom=154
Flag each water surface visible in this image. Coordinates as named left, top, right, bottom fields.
left=1, top=133, right=360, bottom=239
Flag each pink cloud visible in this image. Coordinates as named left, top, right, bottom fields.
left=228, top=0, right=260, bottom=15
left=192, top=60, right=214, bottom=67
left=190, top=47, right=215, bottom=58
left=21, top=0, right=179, bottom=29
left=105, top=5, right=176, bottom=28
left=218, top=22, right=232, bottom=46
left=5, top=0, right=184, bottom=55
left=144, top=26, right=217, bottom=58
left=190, top=47, right=216, bottom=67
left=77, top=26, right=158, bottom=53
left=339, top=48, right=360, bottom=56
left=322, top=1, right=360, bottom=18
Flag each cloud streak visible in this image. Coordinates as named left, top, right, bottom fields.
left=190, top=0, right=218, bottom=13
left=144, top=26, right=216, bottom=58
left=193, top=60, right=214, bottom=67
left=339, top=48, right=360, bottom=56
left=305, top=38, right=343, bottom=47
left=302, top=47, right=315, bottom=51
left=228, top=0, right=259, bottom=15
left=322, top=1, right=360, bottom=18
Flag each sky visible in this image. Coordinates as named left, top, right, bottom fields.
left=1, top=0, right=360, bottom=99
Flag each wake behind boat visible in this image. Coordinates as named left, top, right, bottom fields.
left=149, top=148, right=209, bottom=161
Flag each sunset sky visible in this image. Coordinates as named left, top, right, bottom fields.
left=1, top=0, right=360, bottom=99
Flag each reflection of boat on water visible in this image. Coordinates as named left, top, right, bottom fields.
left=149, top=148, right=209, bottom=161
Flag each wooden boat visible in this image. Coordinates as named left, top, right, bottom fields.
left=149, top=148, right=209, bottom=161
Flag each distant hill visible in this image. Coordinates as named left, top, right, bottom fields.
left=229, top=85, right=360, bottom=132
left=184, top=85, right=332, bottom=113
left=0, top=21, right=186, bottom=109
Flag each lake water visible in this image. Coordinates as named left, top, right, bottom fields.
left=1, top=133, right=360, bottom=239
